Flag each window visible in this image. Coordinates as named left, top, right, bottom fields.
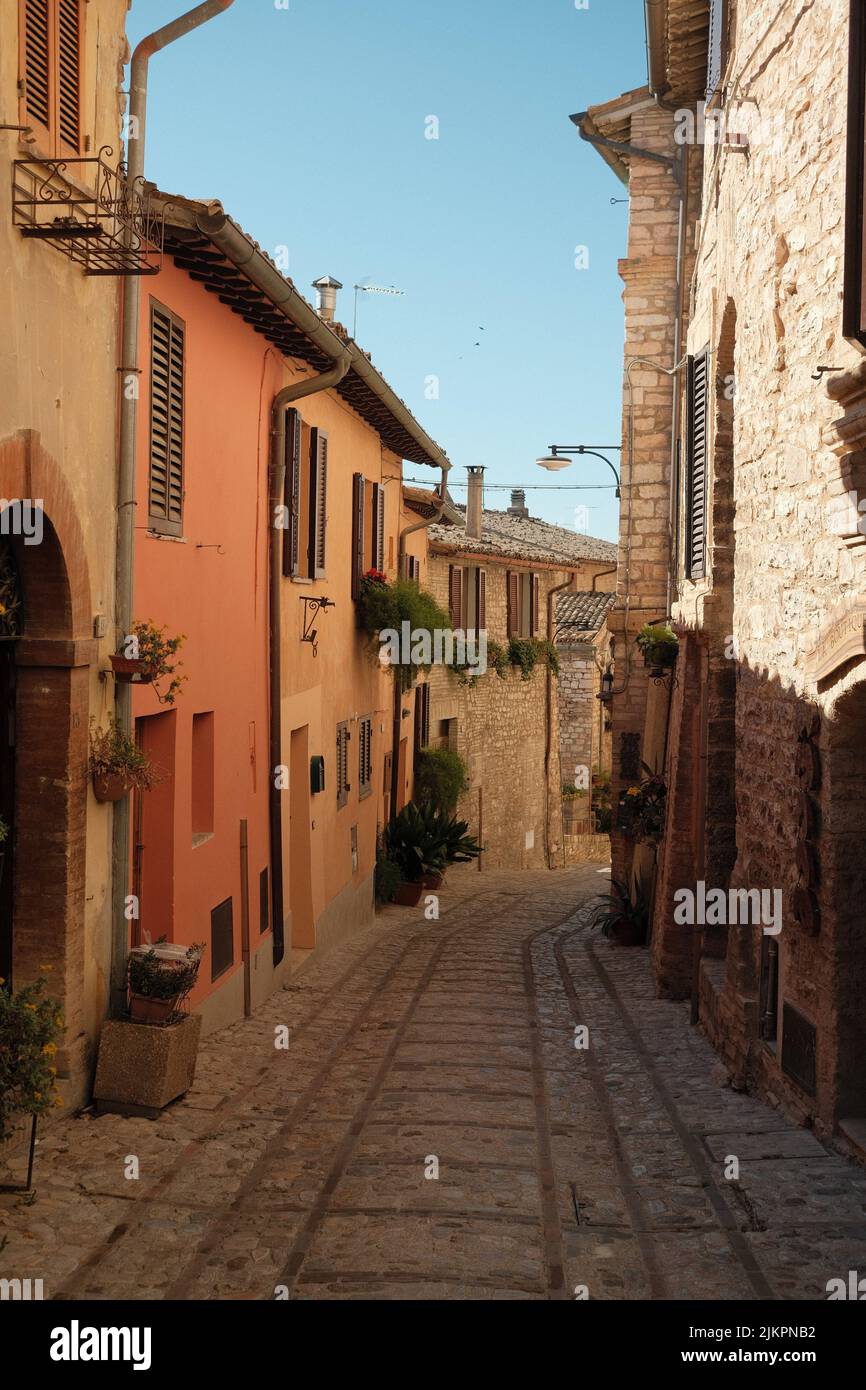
left=706, top=0, right=729, bottom=104
left=685, top=351, right=709, bottom=580
left=403, top=553, right=420, bottom=581
left=259, top=867, right=269, bottom=935
left=351, top=473, right=366, bottom=599
left=370, top=483, right=385, bottom=571
left=506, top=570, right=540, bottom=637
left=336, top=721, right=350, bottom=808
left=148, top=302, right=185, bottom=536
left=191, top=711, right=214, bottom=844
left=845, top=0, right=866, bottom=349
left=358, top=715, right=373, bottom=799
left=414, top=683, right=430, bottom=753
left=448, top=564, right=463, bottom=626
left=284, top=412, right=328, bottom=579
left=19, top=0, right=84, bottom=157
left=210, top=896, right=234, bottom=981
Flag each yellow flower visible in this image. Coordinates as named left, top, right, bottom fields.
left=627, top=787, right=641, bottom=797
left=42, top=1043, right=57, bottom=1055
left=38, top=962, right=53, bottom=973
left=48, top=1066, right=57, bottom=1075
left=24, top=1002, right=36, bottom=1010
left=33, top=1091, right=42, bottom=1101
left=54, top=1094, right=64, bottom=1108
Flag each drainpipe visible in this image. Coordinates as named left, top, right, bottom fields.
left=545, top=572, right=577, bottom=868
left=268, top=351, right=351, bottom=967
left=392, top=468, right=451, bottom=818
left=110, top=0, right=237, bottom=1013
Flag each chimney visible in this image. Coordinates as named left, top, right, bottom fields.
left=312, top=275, right=343, bottom=323
left=466, top=466, right=485, bottom=540
left=508, top=488, right=529, bottom=519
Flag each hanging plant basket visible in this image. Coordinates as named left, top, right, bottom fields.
left=92, top=770, right=133, bottom=803
left=636, top=622, right=679, bottom=676
left=110, top=653, right=154, bottom=684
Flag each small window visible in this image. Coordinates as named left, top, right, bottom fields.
left=414, top=684, right=430, bottom=753
left=210, top=896, right=234, bottom=981
left=358, top=715, right=373, bottom=799
left=336, top=721, right=350, bottom=808
left=507, top=571, right=539, bottom=637
left=191, top=712, right=214, bottom=844
left=259, top=867, right=269, bottom=935
left=148, top=302, right=185, bottom=536
left=20, top=0, right=84, bottom=157
left=284, top=412, right=324, bottom=580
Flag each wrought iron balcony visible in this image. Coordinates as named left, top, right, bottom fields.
left=12, top=146, right=164, bottom=276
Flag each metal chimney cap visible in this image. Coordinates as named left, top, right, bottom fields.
left=312, top=275, right=344, bottom=289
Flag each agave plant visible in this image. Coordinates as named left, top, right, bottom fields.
left=382, top=803, right=448, bottom=883
left=587, top=876, right=651, bottom=946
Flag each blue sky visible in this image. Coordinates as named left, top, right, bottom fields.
left=128, top=0, right=647, bottom=541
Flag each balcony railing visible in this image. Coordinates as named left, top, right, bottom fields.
left=12, top=146, right=164, bottom=276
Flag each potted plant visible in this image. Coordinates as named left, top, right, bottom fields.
left=588, top=877, right=651, bottom=948
left=617, top=764, right=667, bottom=844
left=127, top=941, right=204, bottom=1024
left=110, top=619, right=186, bottom=704
left=375, top=846, right=405, bottom=905
left=636, top=621, right=679, bottom=675
left=89, top=718, right=161, bottom=803
left=381, top=802, right=448, bottom=904
left=0, top=973, right=64, bottom=1191
left=414, top=747, right=469, bottom=815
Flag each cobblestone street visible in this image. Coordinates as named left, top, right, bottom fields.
left=2, top=865, right=866, bottom=1301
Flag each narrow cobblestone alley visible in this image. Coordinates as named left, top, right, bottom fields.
left=2, top=866, right=865, bottom=1302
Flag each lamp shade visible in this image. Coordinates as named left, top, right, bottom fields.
left=536, top=454, right=570, bottom=472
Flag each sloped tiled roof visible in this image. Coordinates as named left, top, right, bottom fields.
left=428, top=506, right=617, bottom=568
left=556, top=590, right=617, bottom=640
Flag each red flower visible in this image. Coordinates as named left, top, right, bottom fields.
left=363, top=568, right=388, bottom=584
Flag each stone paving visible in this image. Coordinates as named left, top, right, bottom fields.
left=2, top=864, right=866, bottom=1300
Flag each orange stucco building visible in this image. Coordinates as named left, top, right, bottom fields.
left=131, top=192, right=448, bottom=1033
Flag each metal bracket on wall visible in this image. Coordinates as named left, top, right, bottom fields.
left=300, top=596, right=335, bottom=657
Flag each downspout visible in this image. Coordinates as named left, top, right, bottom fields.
left=392, top=471, right=450, bottom=818
left=545, top=572, right=577, bottom=869
left=111, top=0, right=236, bottom=1012
left=267, top=352, right=351, bottom=968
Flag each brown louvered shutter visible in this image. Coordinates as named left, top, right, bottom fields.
left=506, top=571, right=519, bottom=637
left=449, top=565, right=463, bottom=627
left=371, top=483, right=385, bottom=571
left=22, top=0, right=51, bottom=137
left=282, top=408, right=302, bottom=576
left=686, top=351, right=709, bottom=580
left=414, top=683, right=430, bottom=753
left=530, top=574, right=540, bottom=636
left=845, top=4, right=866, bottom=347
left=351, top=474, right=366, bottom=600
left=57, top=0, right=81, bottom=151
left=706, top=0, right=728, bottom=103
left=148, top=303, right=184, bottom=536
left=309, top=427, right=328, bottom=579
left=336, top=722, right=350, bottom=808
left=475, top=568, right=487, bottom=634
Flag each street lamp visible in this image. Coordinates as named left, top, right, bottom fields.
left=535, top=444, right=622, bottom=497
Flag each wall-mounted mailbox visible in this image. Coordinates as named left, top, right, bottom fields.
left=310, top=755, right=325, bottom=794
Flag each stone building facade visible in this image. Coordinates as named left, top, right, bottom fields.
left=556, top=590, right=615, bottom=857
left=423, top=481, right=616, bottom=870
left=585, top=0, right=866, bottom=1152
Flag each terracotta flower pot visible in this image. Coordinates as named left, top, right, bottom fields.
left=129, top=992, right=179, bottom=1024
left=421, top=870, right=444, bottom=889
left=393, top=880, right=424, bottom=907
left=610, top=917, right=645, bottom=948
left=92, top=770, right=132, bottom=803
left=110, top=654, right=154, bottom=684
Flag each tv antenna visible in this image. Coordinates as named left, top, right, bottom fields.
left=353, top=282, right=405, bottom=338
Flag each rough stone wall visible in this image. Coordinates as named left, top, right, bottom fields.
left=670, top=0, right=866, bottom=1135
left=426, top=553, right=610, bottom=870
left=558, top=641, right=599, bottom=785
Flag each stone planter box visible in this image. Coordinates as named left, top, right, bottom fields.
left=93, top=1014, right=202, bottom=1119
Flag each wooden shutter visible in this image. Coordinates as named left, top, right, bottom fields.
left=283, top=408, right=302, bottom=576
left=506, top=571, right=519, bottom=637
left=475, top=568, right=487, bottom=633
left=706, top=0, right=727, bottom=102
left=336, top=722, right=350, bottom=808
left=148, top=303, right=184, bottom=536
left=309, top=427, right=328, bottom=579
left=57, top=0, right=81, bottom=151
left=22, top=0, right=51, bottom=136
left=371, top=483, right=385, bottom=571
left=359, top=716, right=373, bottom=797
left=414, top=684, right=430, bottom=752
left=351, top=474, right=366, bottom=600
left=530, top=573, right=540, bottom=636
left=449, top=564, right=463, bottom=627
left=686, top=351, right=709, bottom=580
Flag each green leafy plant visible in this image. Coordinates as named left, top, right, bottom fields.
left=587, top=877, right=651, bottom=943
left=508, top=637, right=538, bottom=680
left=414, top=747, right=469, bottom=814
left=131, top=619, right=187, bottom=705
left=636, top=621, right=678, bottom=670
left=533, top=637, right=560, bottom=676
left=382, top=802, right=448, bottom=883
left=127, top=943, right=204, bottom=1003
left=89, top=718, right=161, bottom=792
left=617, top=763, right=667, bottom=843
left=561, top=784, right=588, bottom=801
left=0, top=815, right=7, bottom=845
left=0, top=974, right=64, bottom=1144
left=358, top=576, right=452, bottom=686
left=486, top=640, right=509, bottom=679
left=433, top=808, right=482, bottom=865
left=592, top=770, right=612, bottom=833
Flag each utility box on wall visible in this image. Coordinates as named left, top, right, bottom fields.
left=310, top=755, right=325, bottom=794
